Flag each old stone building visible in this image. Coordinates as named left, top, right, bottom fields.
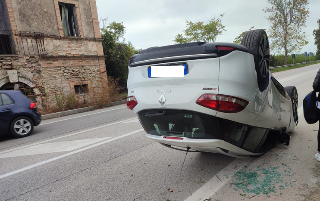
left=0, top=0, right=107, bottom=108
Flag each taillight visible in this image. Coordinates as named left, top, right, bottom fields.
left=127, top=96, right=138, bottom=110
left=216, top=46, right=234, bottom=51
left=216, top=46, right=234, bottom=56
left=196, top=94, right=248, bottom=113
left=163, top=136, right=183, bottom=140
left=30, top=102, right=36, bottom=109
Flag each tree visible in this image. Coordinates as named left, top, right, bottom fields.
left=173, top=15, right=226, bottom=44
left=314, top=19, right=320, bottom=59
left=233, top=26, right=255, bottom=44
left=264, top=0, right=309, bottom=65
left=101, top=20, right=138, bottom=88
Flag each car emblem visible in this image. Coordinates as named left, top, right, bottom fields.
left=159, top=95, right=166, bottom=106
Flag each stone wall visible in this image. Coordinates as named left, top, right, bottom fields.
left=11, top=0, right=59, bottom=36
left=10, top=0, right=98, bottom=39
left=0, top=55, right=43, bottom=104
left=0, top=55, right=107, bottom=109
left=79, top=0, right=94, bottom=38
left=44, top=37, right=103, bottom=56
left=41, top=56, right=106, bottom=105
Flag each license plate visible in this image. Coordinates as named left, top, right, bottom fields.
left=148, top=64, right=188, bottom=78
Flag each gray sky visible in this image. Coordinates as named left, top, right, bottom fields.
left=96, top=0, right=319, bottom=54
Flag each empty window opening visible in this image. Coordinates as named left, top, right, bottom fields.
left=59, top=3, right=79, bottom=37
left=74, top=84, right=88, bottom=94
left=0, top=34, right=12, bottom=54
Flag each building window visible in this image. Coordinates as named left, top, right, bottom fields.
left=74, top=84, right=88, bottom=94
left=0, top=34, right=12, bottom=54
left=59, top=3, right=79, bottom=37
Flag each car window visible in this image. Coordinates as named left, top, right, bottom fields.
left=0, top=95, right=2, bottom=106
left=1, top=94, right=14, bottom=105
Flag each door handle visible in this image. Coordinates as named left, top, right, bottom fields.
left=2, top=108, right=11, bottom=112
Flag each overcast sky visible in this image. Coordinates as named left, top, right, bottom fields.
left=96, top=0, right=319, bottom=54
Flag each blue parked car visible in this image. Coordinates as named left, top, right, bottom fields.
left=0, top=90, right=41, bottom=138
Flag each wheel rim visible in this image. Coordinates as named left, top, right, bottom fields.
left=259, top=34, right=270, bottom=78
left=14, top=119, right=32, bottom=135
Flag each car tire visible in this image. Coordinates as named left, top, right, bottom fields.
left=284, top=86, right=299, bottom=125
left=10, top=116, right=34, bottom=138
left=241, top=29, right=270, bottom=92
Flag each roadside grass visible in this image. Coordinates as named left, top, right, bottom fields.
left=270, top=61, right=320, bottom=73
left=117, top=92, right=128, bottom=101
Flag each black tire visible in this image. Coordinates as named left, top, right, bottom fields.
left=241, top=29, right=270, bottom=92
left=10, top=116, right=34, bottom=138
left=284, top=86, right=299, bottom=125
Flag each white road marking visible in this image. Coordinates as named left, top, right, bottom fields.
left=0, top=137, right=111, bottom=158
left=184, top=159, right=253, bottom=201
left=0, top=129, right=144, bottom=180
left=122, top=119, right=140, bottom=123
left=0, top=117, right=138, bottom=155
left=40, top=106, right=126, bottom=126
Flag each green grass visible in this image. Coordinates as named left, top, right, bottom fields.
left=270, top=61, right=320, bottom=73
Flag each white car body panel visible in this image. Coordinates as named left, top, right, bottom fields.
left=127, top=46, right=296, bottom=156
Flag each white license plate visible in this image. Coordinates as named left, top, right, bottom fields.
left=148, top=65, right=185, bottom=78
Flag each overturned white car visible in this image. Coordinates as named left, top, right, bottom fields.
left=126, top=29, right=298, bottom=157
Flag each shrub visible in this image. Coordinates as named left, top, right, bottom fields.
left=93, top=76, right=121, bottom=108
left=270, top=54, right=317, bottom=66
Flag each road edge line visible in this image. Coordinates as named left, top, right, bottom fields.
left=0, top=129, right=144, bottom=180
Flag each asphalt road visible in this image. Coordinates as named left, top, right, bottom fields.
left=1, top=64, right=320, bottom=201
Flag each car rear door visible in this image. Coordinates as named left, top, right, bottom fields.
left=0, top=93, right=15, bottom=134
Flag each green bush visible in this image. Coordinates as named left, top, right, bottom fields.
left=270, top=54, right=317, bottom=66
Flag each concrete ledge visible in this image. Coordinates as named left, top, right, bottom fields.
left=106, top=100, right=127, bottom=107
left=42, top=106, right=94, bottom=120
left=42, top=100, right=127, bottom=120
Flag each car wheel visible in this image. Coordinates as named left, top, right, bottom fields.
left=10, top=116, right=34, bottom=138
left=284, top=86, right=299, bottom=125
left=241, top=29, right=270, bottom=92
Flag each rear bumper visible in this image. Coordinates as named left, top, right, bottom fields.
left=34, top=112, right=41, bottom=126
left=146, top=134, right=259, bottom=156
